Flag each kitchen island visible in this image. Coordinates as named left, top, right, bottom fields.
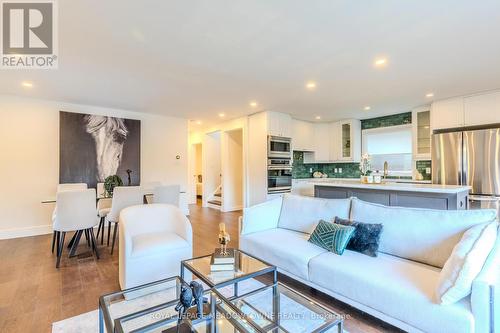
left=312, top=179, right=471, bottom=210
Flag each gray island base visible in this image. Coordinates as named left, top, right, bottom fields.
left=313, top=180, right=471, bottom=210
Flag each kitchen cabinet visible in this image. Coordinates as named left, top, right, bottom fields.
left=329, top=122, right=340, bottom=161
left=430, top=97, right=464, bottom=130
left=267, top=112, right=292, bottom=137
left=412, top=108, right=431, bottom=160
left=336, top=119, right=361, bottom=162
left=312, top=123, right=331, bottom=162
left=291, top=119, right=314, bottom=151
left=464, top=91, right=500, bottom=126
left=302, top=119, right=360, bottom=163
left=431, top=91, right=500, bottom=131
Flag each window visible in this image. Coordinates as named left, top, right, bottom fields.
left=362, top=125, right=413, bottom=177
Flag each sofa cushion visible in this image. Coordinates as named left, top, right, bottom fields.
left=131, top=231, right=190, bottom=259
left=334, top=216, right=383, bottom=257
left=240, top=228, right=327, bottom=280
left=309, top=251, right=475, bottom=333
left=436, top=221, right=498, bottom=305
left=278, top=194, right=351, bottom=234
left=308, top=220, right=355, bottom=255
left=350, top=198, right=497, bottom=268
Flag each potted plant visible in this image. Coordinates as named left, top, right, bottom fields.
left=104, top=175, right=123, bottom=196
left=359, top=154, right=373, bottom=183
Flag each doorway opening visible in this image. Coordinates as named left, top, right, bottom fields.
left=193, top=143, right=203, bottom=206
left=203, top=131, right=222, bottom=209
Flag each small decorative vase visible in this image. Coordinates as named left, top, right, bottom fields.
left=366, top=175, right=374, bottom=184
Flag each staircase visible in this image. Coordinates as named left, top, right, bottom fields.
left=207, top=185, right=222, bottom=210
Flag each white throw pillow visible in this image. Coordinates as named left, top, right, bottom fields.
left=435, top=221, right=498, bottom=305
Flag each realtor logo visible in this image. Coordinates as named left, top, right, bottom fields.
left=1, top=0, right=58, bottom=69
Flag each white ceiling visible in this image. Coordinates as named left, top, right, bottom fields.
left=2, top=0, right=500, bottom=125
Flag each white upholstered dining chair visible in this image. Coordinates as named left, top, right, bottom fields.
left=118, top=204, right=192, bottom=290
left=105, top=186, right=144, bottom=255
left=152, top=184, right=180, bottom=206
left=53, top=189, right=99, bottom=268
left=51, top=183, right=87, bottom=253
left=142, top=181, right=161, bottom=204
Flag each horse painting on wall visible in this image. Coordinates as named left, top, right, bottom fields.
left=59, top=111, right=141, bottom=189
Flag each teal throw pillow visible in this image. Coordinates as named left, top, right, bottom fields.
left=308, top=220, right=355, bottom=255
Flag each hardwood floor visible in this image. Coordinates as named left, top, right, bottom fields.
left=0, top=203, right=401, bottom=333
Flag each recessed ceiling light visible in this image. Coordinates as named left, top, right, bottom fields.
left=374, top=58, right=387, bottom=67
left=218, top=113, right=225, bottom=118
left=364, top=106, right=371, bottom=111
left=315, top=116, right=321, bottom=120
left=306, top=81, right=317, bottom=90
left=196, top=120, right=202, bottom=125
left=426, top=93, right=434, bottom=98
left=249, top=101, right=258, bottom=108
left=21, top=81, right=33, bottom=88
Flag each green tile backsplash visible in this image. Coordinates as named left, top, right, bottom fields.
left=292, top=151, right=360, bottom=179
left=361, top=112, right=412, bottom=130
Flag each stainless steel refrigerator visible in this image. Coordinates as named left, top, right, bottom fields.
left=432, top=128, right=500, bottom=213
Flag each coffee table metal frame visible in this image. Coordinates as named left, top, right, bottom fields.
left=181, top=249, right=343, bottom=333
left=100, top=250, right=343, bottom=333
left=180, top=249, right=278, bottom=300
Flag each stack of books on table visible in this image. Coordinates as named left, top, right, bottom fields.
left=210, top=248, right=236, bottom=272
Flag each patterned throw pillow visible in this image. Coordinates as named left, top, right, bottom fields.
left=308, top=220, right=355, bottom=255
left=334, top=217, right=383, bottom=257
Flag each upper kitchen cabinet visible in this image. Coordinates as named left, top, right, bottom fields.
left=337, top=119, right=361, bottom=162
left=412, top=108, right=431, bottom=159
left=431, top=91, right=500, bottom=131
left=312, top=123, right=332, bottom=162
left=430, top=97, right=464, bottom=130
left=464, top=91, right=500, bottom=126
left=267, top=112, right=292, bottom=137
left=291, top=119, right=314, bottom=151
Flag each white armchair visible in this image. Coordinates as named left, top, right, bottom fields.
left=118, top=203, right=193, bottom=290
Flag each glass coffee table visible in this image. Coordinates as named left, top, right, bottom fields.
left=181, top=249, right=278, bottom=298
left=100, top=251, right=344, bottom=332
left=215, top=282, right=344, bottom=333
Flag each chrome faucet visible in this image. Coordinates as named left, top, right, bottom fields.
left=383, top=161, right=389, bottom=178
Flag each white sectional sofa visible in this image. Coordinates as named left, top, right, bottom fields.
left=239, top=194, right=500, bottom=333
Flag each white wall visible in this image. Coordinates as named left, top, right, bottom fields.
left=222, top=129, right=243, bottom=211
left=0, top=95, right=188, bottom=239
left=247, top=112, right=268, bottom=206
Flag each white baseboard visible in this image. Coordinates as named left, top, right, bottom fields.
left=222, top=205, right=243, bottom=212
left=0, top=224, right=53, bottom=240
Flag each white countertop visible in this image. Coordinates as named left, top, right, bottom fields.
left=308, top=179, right=471, bottom=194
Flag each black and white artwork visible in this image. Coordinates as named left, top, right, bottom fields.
left=59, top=111, right=141, bottom=189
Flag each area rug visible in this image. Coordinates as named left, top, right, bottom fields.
left=52, top=279, right=344, bottom=332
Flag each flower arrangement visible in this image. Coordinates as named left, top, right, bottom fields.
left=359, top=154, right=374, bottom=184
left=359, top=153, right=372, bottom=176
left=104, top=175, right=123, bottom=196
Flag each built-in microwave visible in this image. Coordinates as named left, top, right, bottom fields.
left=267, top=166, right=292, bottom=194
left=268, top=158, right=292, bottom=167
left=268, top=136, right=292, bottom=158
